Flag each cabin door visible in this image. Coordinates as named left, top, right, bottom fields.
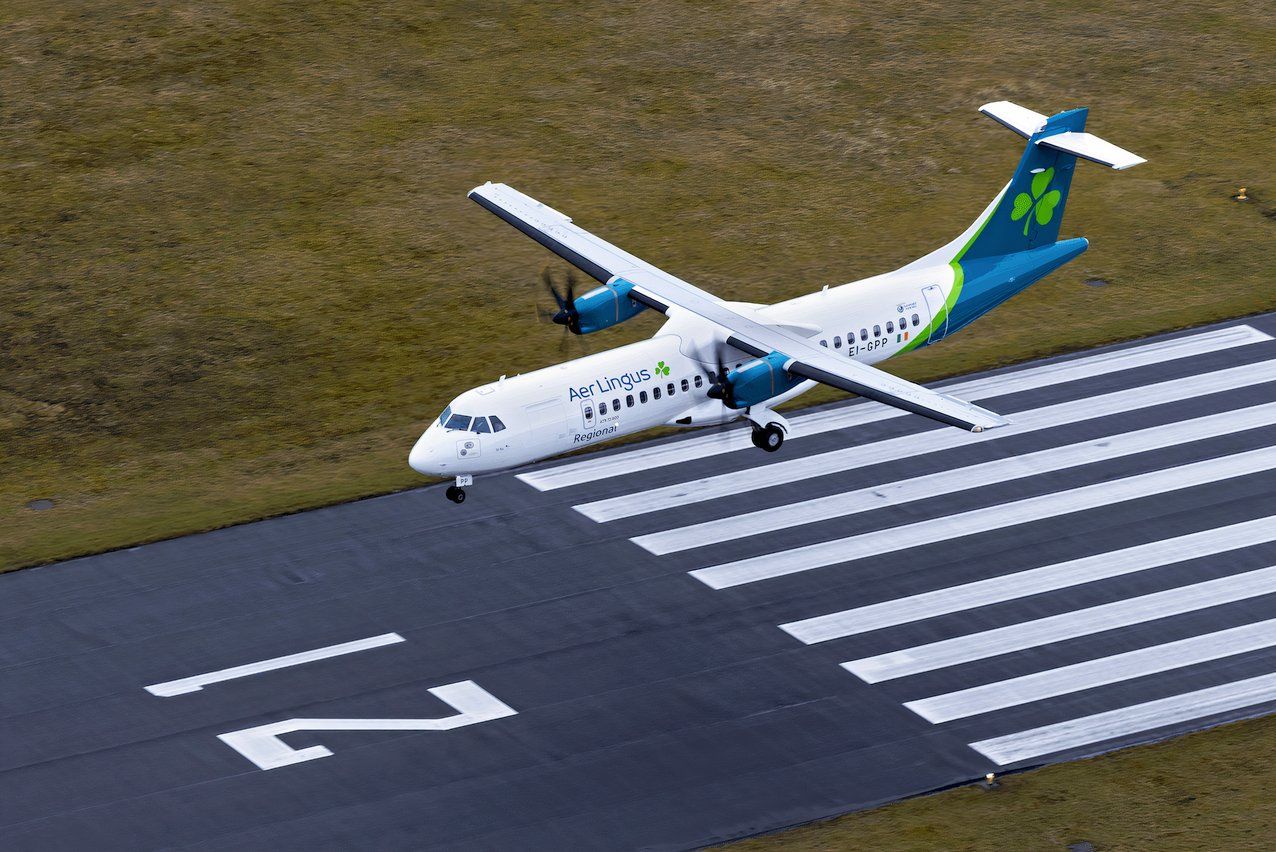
left=920, top=284, right=949, bottom=342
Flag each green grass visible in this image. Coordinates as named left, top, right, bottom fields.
left=2, top=0, right=1273, bottom=570
left=732, top=714, right=1276, bottom=850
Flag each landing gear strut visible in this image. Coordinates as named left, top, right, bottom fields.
left=751, top=422, right=785, bottom=452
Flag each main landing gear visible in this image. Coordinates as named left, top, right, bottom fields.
left=446, top=474, right=473, bottom=504
left=745, top=407, right=790, bottom=453
left=750, top=422, right=785, bottom=452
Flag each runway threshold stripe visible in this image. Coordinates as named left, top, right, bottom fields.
left=780, top=517, right=1276, bottom=644
left=581, top=358, right=1276, bottom=523
left=905, top=617, right=1276, bottom=723
left=144, top=633, right=405, bottom=697
left=519, top=324, right=1270, bottom=492
left=634, top=401, right=1276, bottom=554
left=692, top=445, right=1276, bottom=590
left=844, top=564, right=1276, bottom=683
left=969, top=670, right=1276, bottom=766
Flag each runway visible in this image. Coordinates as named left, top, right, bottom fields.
left=3, top=315, right=1276, bottom=850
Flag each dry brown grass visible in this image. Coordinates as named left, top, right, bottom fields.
left=733, top=714, right=1276, bottom=850
left=1, top=0, right=1273, bottom=569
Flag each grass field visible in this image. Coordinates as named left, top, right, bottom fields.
left=2, top=0, right=1273, bottom=570
left=734, top=713, right=1276, bottom=850
left=1, top=1, right=1274, bottom=848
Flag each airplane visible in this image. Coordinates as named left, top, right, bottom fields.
left=409, top=101, right=1144, bottom=503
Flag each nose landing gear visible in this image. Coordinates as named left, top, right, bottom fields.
left=445, top=474, right=473, bottom=504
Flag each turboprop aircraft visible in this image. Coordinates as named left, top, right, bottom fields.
left=410, top=101, right=1144, bottom=503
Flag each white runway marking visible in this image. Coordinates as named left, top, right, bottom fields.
left=520, top=324, right=1270, bottom=492
left=581, top=358, right=1276, bottom=523
left=844, top=564, right=1276, bottom=683
left=969, top=670, right=1276, bottom=765
left=905, top=617, right=1276, bottom=723
left=691, top=445, right=1276, bottom=590
left=217, top=680, right=517, bottom=770
left=144, top=633, right=405, bottom=697
left=780, top=516, right=1276, bottom=644
left=634, top=401, right=1276, bottom=555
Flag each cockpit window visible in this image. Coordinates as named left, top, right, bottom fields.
left=444, top=413, right=472, bottom=431
left=473, top=416, right=491, bottom=434
left=439, top=405, right=452, bottom=426
left=489, top=415, right=506, bottom=432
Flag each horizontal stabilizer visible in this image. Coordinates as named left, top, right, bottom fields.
left=1037, top=131, right=1146, bottom=170
left=978, top=101, right=1047, bottom=138
left=979, top=101, right=1146, bottom=170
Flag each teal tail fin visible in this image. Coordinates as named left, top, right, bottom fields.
left=900, top=102, right=1145, bottom=349
left=963, top=107, right=1088, bottom=258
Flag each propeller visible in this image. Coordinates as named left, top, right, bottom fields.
left=534, top=267, right=589, bottom=352
left=706, top=346, right=737, bottom=409
left=541, top=267, right=582, bottom=335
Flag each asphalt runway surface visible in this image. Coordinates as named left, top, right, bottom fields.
left=4, top=314, right=1276, bottom=850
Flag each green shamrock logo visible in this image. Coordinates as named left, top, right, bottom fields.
left=1010, top=167, right=1062, bottom=235
left=655, top=360, right=671, bottom=376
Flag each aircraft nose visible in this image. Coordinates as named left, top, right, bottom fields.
left=408, top=430, right=442, bottom=475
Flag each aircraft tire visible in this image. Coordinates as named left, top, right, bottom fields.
left=752, top=423, right=784, bottom=452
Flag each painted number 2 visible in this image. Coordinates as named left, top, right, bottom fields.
left=219, top=680, right=517, bottom=770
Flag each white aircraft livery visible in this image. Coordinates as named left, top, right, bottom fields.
left=409, top=101, right=1145, bottom=503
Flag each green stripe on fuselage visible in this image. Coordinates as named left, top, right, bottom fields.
left=895, top=198, right=998, bottom=356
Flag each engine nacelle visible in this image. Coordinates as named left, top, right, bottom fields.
left=723, top=351, right=804, bottom=409
left=572, top=277, right=648, bottom=334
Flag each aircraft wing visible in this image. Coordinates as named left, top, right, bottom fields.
left=469, top=182, right=1009, bottom=433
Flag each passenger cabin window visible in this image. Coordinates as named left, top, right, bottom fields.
left=887, top=321, right=895, bottom=334
left=834, top=335, right=842, bottom=349
left=612, top=398, right=620, bottom=411
left=653, top=386, right=662, bottom=400
left=444, top=413, right=471, bottom=431
left=693, top=375, right=703, bottom=388
left=598, top=402, right=607, bottom=415
left=473, top=417, right=491, bottom=433
left=860, top=328, right=868, bottom=341
left=820, top=339, right=828, bottom=347
left=489, top=415, right=506, bottom=432
left=667, top=382, right=675, bottom=396
left=640, top=391, right=648, bottom=403
left=681, top=379, right=689, bottom=392
left=912, top=313, right=920, bottom=327
left=626, top=394, right=635, bottom=408
left=873, top=324, right=881, bottom=338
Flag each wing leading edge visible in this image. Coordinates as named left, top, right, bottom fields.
left=468, top=182, right=1008, bottom=433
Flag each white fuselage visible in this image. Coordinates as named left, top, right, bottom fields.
left=408, top=262, right=955, bottom=478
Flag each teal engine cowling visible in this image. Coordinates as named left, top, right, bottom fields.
left=711, top=351, right=804, bottom=409
left=569, top=277, right=648, bottom=334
